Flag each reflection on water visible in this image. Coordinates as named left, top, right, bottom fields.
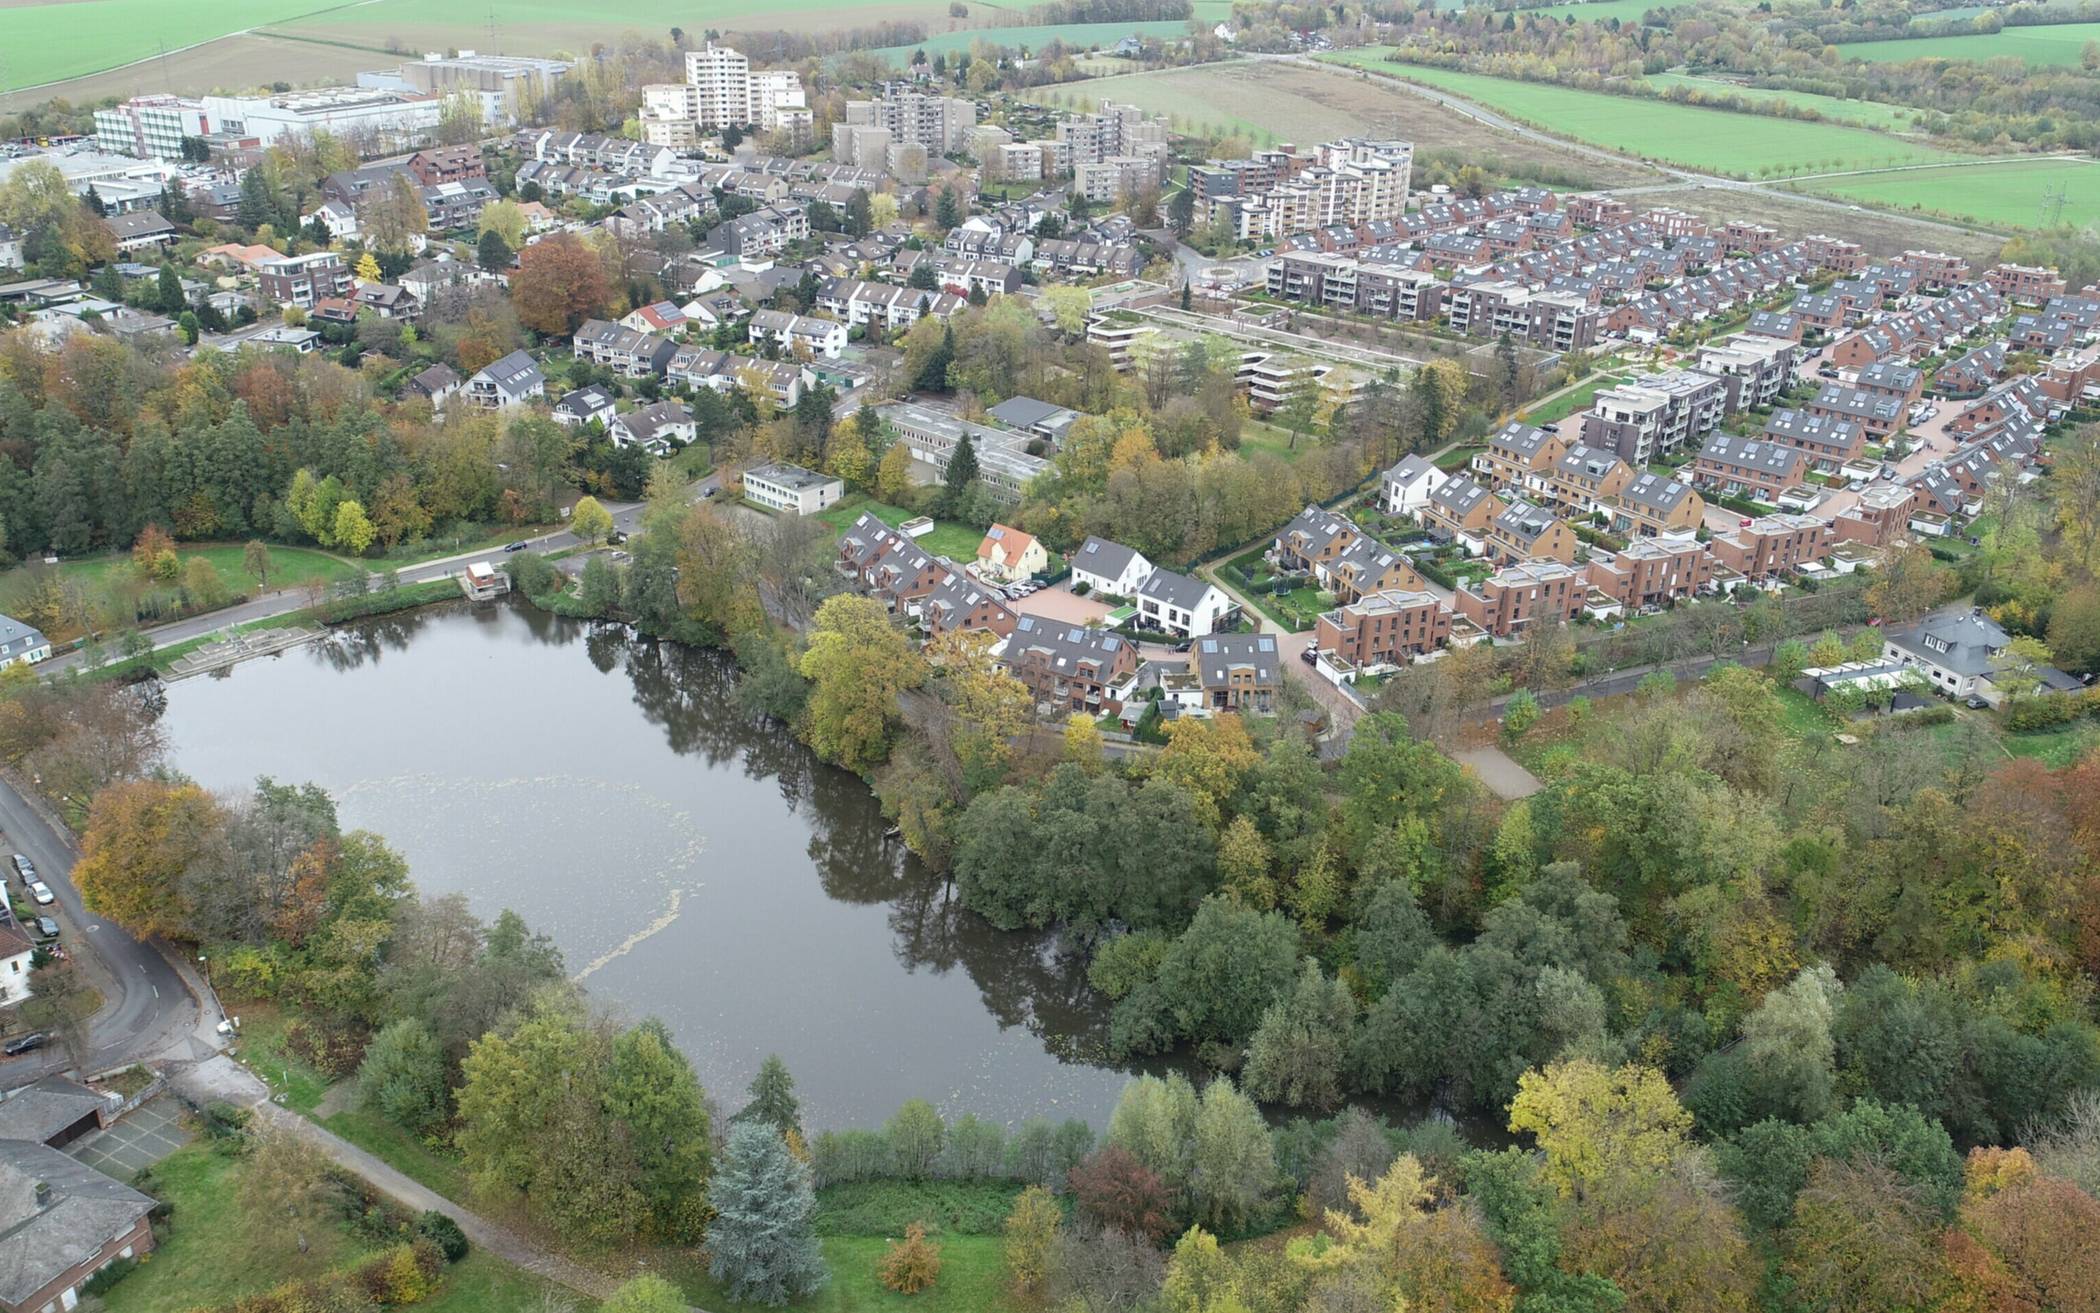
left=160, top=600, right=1139, bottom=1128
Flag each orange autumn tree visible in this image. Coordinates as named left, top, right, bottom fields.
left=73, top=778, right=222, bottom=938
left=510, top=232, right=612, bottom=337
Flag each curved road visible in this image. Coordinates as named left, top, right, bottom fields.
left=0, top=774, right=195, bottom=1088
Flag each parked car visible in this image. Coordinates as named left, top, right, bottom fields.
left=503, top=540, right=528, bottom=552
left=29, top=917, right=57, bottom=941
left=1300, top=647, right=1318, bottom=666
left=9, top=855, right=29, bottom=881
left=2, top=1032, right=46, bottom=1056
left=27, top=882, right=52, bottom=906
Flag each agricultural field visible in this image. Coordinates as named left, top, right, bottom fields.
left=1788, top=156, right=2100, bottom=230
left=0, top=0, right=345, bottom=94
left=266, top=0, right=978, bottom=58
left=1644, top=72, right=1925, bottom=132
left=1033, top=59, right=1660, bottom=185
left=1635, top=181, right=2008, bottom=262
left=867, top=19, right=1197, bottom=66
left=1320, top=55, right=1972, bottom=177
left=1835, top=21, right=2100, bottom=66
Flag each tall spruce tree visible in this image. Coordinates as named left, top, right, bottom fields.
left=739, top=1053, right=803, bottom=1137
left=708, top=1121, right=828, bottom=1305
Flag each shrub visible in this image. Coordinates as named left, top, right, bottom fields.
left=81, top=1256, right=136, bottom=1296
left=2005, top=694, right=2081, bottom=732
left=285, top=1018, right=369, bottom=1080
left=415, top=1210, right=469, bottom=1263
left=877, top=1221, right=944, bottom=1294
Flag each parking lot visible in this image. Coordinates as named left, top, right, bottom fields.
left=66, top=1094, right=190, bottom=1179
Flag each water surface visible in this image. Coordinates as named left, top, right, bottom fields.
left=162, top=601, right=1133, bottom=1129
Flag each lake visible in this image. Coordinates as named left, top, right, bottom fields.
left=160, top=601, right=1139, bottom=1130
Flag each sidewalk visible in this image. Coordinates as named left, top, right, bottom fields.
left=170, top=1055, right=627, bottom=1305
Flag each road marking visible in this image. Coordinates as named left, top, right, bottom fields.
left=152, top=986, right=159, bottom=999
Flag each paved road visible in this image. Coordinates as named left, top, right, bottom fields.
left=0, top=773, right=196, bottom=1086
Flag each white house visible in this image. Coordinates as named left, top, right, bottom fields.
left=1134, top=567, right=1234, bottom=638
left=467, top=350, right=545, bottom=409
left=610, top=400, right=696, bottom=454
left=551, top=384, right=617, bottom=428
left=744, top=462, right=842, bottom=515
left=1382, top=453, right=1448, bottom=516
left=747, top=308, right=846, bottom=360
left=1070, top=536, right=1152, bottom=597
left=1883, top=606, right=2080, bottom=705
left=0, top=919, right=30, bottom=1005
left=0, top=615, right=51, bottom=671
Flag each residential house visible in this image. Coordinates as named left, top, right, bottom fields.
left=1693, top=433, right=1808, bottom=502
left=747, top=308, right=846, bottom=360
left=1271, top=505, right=1359, bottom=573
left=0, top=921, right=29, bottom=1005
left=609, top=400, right=695, bottom=454
left=1807, top=383, right=1904, bottom=444
left=1322, top=536, right=1423, bottom=605
left=975, top=524, right=1046, bottom=583
left=552, top=385, right=617, bottom=428
left=1833, top=483, right=1917, bottom=549
left=1485, top=500, right=1578, bottom=566
left=921, top=571, right=1018, bottom=641
left=0, top=1135, right=157, bottom=1313
left=1380, top=453, right=1447, bottom=515
left=1453, top=558, right=1584, bottom=638
left=258, top=252, right=351, bottom=308
left=1883, top=606, right=2078, bottom=704
left=100, top=210, right=176, bottom=254
left=1000, top=616, right=1138, bottom=713
left=1421, top=475, right=1503, bottom=556
left=744, top=462, right=842, bottom=515
left=1070, top=536, right=1152, bottom=597
left=1542, top=445, right=1631, bottom=517
left=1193, top=633, right=1281, bottom=713
left=0, top=616, right=52, bottom=670
left=622, top=301, right=690, bottom=336
left=1586, top=538, right=1713, bottom=610
left=1708, top=513, right=1829, bottom=582
left=1314, top=589, right=1452, bottom=672
left=466, top=350, right=545, bottom=409
left=1135, top=567, right=1234, bottom=638
left=1765, top=408, right=1866, bottom=470
left=403, top=362, right=461, bottom=411
left=1474, top=420, right=1565, bottom=495
left=1610, top=472, right=1704, bottom=539
left=572, top=319, right=676, bottom=376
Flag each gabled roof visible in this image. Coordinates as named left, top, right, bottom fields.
left=1194, top=633, right=1279, bottom=690
left=1135, top=567, right=1217, bottom=612
left=0, top=1137, right=155, bottom=1307
left=1073, top=536, right=1147, bottom=582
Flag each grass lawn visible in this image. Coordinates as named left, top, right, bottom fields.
left=224, top=1003, right=332, bottom=1114
left=671, top=1235, right=1009, bottom=1313
left=1789, top=156, right=2100, bottom=231
left=1522, top=373, right=1631, bottom=426
left=1834, top=22, right=2100, bottom=66
left=319, top=1106, right=474, bottom=1202
left=670, top=441, right=716, bottom=481
left=2002, top=720, right=2100, bottom=768
left=1317, top=54, right=1971, bottom=178
left=102, top=1143, right=551, bottom=1313
left=1238, top=420, right=1317, bottom=463
left=0, top=543, right=357, bottom=620
left=1774, top=685, right=1839, bottom=742
left=813, top=497, right=987, bottom=561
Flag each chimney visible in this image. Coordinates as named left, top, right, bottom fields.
left=33, top=1181, right=50, bottom=1207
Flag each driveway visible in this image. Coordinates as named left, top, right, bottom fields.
left=1012, top=584, right=1113, bottom=626
left=67, top=1094, right=189, bottom=1178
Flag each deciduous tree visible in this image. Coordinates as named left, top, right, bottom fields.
left=73, top=778, right=220, bottom=938
left=511, top=232, right=612, bottom=337
left=798, top=593, right=927, bottom=773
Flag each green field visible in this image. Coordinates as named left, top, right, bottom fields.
left=868, top=19, right=1195, bottom=65
left=1318, top=55, right=1970, bottom=177
left=0, top=543, right=358, bottom=638
left=1644, top=73, right=1923, bottom=132
left=0, top=0, right=346, bottom=93
left=1835, top=22, right=2100, bottom=66
left=1790, top=156, right=2100, bottom=229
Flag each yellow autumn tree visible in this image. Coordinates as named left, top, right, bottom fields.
left=1508, top=1059, right=1692, bottom=1198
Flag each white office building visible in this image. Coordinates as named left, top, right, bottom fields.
left=201, top=88, right=442, bottom=149
left=93, top=95, right=212, bottom=160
